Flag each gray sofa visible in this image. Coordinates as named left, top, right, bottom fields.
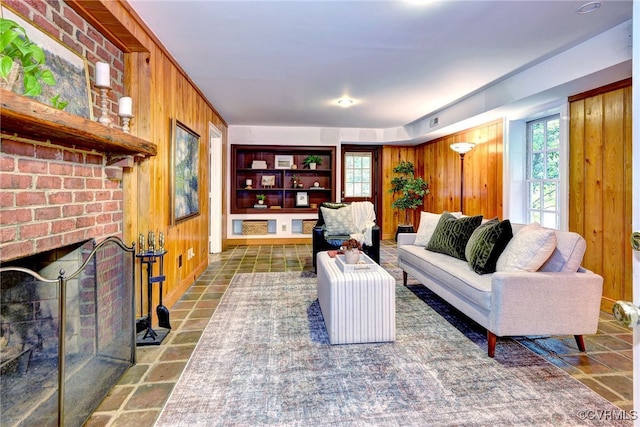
left=397, top=213, right=604, bottom=357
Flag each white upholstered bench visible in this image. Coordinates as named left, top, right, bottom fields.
left=316, top=251, right=396, bottom=344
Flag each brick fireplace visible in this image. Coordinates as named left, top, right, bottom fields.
left=0, top=136, right=125, bottom=262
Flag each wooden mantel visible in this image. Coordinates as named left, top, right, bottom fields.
left=0, top=89, right=156, bottom=157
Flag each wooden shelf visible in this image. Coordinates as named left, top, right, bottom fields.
left=0, top=89, right=156, bottom=157
left=231, top=145, right=336, bottom=214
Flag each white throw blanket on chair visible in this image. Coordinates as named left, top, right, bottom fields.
left=349, top=201, right=376, bottom=246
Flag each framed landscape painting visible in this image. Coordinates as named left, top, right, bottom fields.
left=2, top=7, right=93, bottom=119
left=171, top=119, right=201, bottom=224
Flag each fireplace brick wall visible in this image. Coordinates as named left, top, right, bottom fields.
left=0, top=139, right=124, bottom=262
left=0, top=0, right=127, bottom=262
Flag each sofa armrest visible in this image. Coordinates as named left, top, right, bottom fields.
left=490, top=271, right=603, bottom=336
left=397, top=233, right=417, bottom=247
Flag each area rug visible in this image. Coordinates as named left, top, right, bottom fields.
left=156, top=271, right=630, bottom=426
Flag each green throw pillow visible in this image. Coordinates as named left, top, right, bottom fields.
left=464, top=219, right=513, bottom=274
left=426, top=212, right=483, bottom=260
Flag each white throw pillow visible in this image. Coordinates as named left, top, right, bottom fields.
left=414, top=211, right=462, bottom=247
left=496, top=222, right=557, bottom=272
left=321, top=205, right=358, bottom=235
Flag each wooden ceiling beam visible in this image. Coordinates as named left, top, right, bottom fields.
left=66, top=0, right=147, bottom=53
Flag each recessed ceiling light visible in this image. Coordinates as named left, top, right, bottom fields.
left=577, top=1, right=601, bottom=14
left=337, top=98, right=354, bottom=107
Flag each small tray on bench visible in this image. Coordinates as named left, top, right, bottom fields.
left=335, top=253, right=379, bottom=273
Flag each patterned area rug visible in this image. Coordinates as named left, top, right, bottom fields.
left=156, top=271, right=630, bottom=426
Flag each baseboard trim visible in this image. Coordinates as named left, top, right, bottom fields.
left=227, top=237, right=312, bottom=246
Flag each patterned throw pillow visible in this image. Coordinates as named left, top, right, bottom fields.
left=465, top=219, right=513, bottom=274
left=426, top=212, right=483, bottom=260
left=496, top=222, right=557, bottom=272
left=321, top=205, right=358, bottom=235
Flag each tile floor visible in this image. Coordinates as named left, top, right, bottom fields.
left=84, top=241, right=633, bottom=426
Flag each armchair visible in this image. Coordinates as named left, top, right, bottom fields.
left=312, top=202, right=380, bottom=272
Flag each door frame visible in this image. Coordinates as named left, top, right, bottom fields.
left=209, top=123, right=223, bottom=254
left=340, top=145, right=383, bottom=235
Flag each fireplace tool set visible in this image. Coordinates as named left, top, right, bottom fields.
left=136, top=231, right=171, bottom=346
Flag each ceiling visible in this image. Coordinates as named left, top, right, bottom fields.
left=128, top=0, right=632, bottom=130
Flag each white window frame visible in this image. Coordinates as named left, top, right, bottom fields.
left=344, top=152, right=372, bottom=198
left=526, top=114, right=561, bottom=229
left=504, top=101, right=569, bottom=230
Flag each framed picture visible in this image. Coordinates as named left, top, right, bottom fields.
left=261, top=175, right=276, bottom=188
left=171, top=119, right=201, bottom=223
left=295, top=192, right=309, bottom=207
left=2, top=7, right=93, bottom=119
left=274, top=155, right=294, bottom=169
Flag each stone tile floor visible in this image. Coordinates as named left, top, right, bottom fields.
left=84, top=241, right=633, bottom=426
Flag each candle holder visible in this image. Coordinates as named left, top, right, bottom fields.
left=119, top=113, right=134, bottom=134
left=96, top=85, right=113, bottom=126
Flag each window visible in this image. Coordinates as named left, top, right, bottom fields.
left=526, top=115, right=560, bottom=228
left=344, top=152, right=372, bottom=198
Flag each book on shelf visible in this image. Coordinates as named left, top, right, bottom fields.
left=253, top=204, right=268, bottom=209
left=251, top=160, right=268, bottom=169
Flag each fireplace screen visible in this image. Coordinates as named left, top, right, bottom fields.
left=0, top=236, right=136, bottom=427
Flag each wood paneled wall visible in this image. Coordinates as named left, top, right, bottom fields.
left=380, top=147, right=417, bottom=239
left=78, top=1, right=228, bottom=316
left=569, top=80, right=633, bottom=311
left=381, top=120, right=503, bottom=240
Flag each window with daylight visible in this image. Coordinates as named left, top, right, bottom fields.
left=526, top=114, right=560, bottom=229
left=344, top=152, right=372, bottom=198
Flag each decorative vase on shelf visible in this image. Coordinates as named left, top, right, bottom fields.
left=344, top=248, right=360, bottom=264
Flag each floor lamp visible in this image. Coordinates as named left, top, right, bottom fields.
left=449, top=142, right=476, bottom=213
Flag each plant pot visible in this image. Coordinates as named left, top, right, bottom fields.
left=309, top=163, right=317, bottom=170
left=344, top=249, right=360, bottom=264
left=258, top=200, right=264, bottom=205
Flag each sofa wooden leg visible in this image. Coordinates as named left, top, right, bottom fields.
left=402, top=271, right=408, bottom=286
left=574, top=335, right=586, bottom=352
left=487, top=331, right=496, bottom=358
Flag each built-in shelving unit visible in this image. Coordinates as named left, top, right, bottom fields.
left=231, top=145, right=336, bottom=214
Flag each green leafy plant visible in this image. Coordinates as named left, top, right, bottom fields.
left=256, top=194, right=266, bottom=201
left=388, top=160, right=429, bottom=225
left=302, top=155, right=322, bottom=168
left=0, top=18, right=67, bottom=109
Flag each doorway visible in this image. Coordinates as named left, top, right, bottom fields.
left=209, top=123, right=223, bottom=254
left=341, top=145, right=382, bottom=234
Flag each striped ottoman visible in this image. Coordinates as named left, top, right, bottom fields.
left=316, top=251, right=396, bottom=344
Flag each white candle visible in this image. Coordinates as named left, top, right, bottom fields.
left=95, top=61, right=110, bottom=87
left=118, top=97, right=133, bottom=116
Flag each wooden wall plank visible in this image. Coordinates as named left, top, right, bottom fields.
left=569, top=82, right=632, bottom=311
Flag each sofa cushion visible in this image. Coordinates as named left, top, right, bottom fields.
left=465, top=219, right=513, bottom=274
left=321, top=205, right=358, bottom=235
left=538, top=231, right=587, bottom=272
left=496, top=222, right=556, bottom=272
left=399, top=245, right=493, bottom=311
left=426, top=212, right=483, bottom=260
left=414, top=211, right=462, bottom=247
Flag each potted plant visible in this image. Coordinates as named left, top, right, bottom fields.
left=0, top=17, right=67, bottom=109
left=341, top=238, right=362, bottom=264
left=303, top=155, right=322, bottom=170
left=256, top=194, right=266, bottom=205
left=388, top=160, right=429, bottom=230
